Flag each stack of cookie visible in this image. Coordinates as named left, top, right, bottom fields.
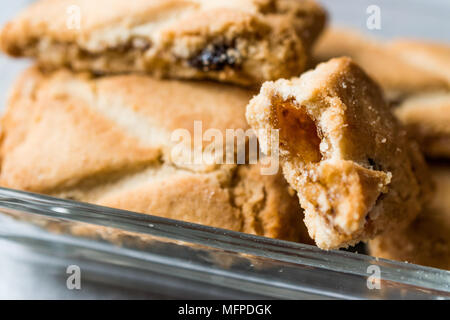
left=0, top=0, right=448, bottom=270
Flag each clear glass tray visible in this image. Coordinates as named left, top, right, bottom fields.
left=0, top=188, right=449, bottom=299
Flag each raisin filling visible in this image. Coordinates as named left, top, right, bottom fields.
left=188, top=43, right=241, bottom=72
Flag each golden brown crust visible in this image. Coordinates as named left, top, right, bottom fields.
left=0, top=0, right=326, bottom=86
left=395, top=92, right=450, bottom=159
left=246, top=57, right=432, bottom=249
left=313, top=28, right=449, bottom=100
left=0, top=66, right=311, bottom=243
left=369, top=164, right=450, bottom=270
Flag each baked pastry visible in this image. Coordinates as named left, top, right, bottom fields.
left=313, top=28, right=449, bottom=101
left=369, top=164, right=450, bottom=270
left=246, top=57, right=432, bottom=249
left=0, top=66, right=312, bottom=243
left=395, top=92, right=450, bottom=159
left=388, top=39, right=450, bottom=86
left=0, top=0, right=327, bottom=86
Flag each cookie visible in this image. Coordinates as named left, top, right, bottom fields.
left=246, top=57, right=432, bottom=249
left=388, top=40, right=450, bottom=86
left=395, top=92, right=450, bottom=159
left=313, top=28, right=449, bottom=101
left=0, top=0, right=326, bottom=86
left=369, top=164, right=450, bottom=270
left=0, top=66, right=311, bottom=243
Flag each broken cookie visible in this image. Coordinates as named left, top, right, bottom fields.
left=0, top=0, right=326, bottom=86
left=246, top=57, right=432, bottom=249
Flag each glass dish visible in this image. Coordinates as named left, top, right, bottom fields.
left=0, top=187, right=449, bottom=299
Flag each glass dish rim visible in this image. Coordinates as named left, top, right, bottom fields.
left=0, top=186, right=449, bottom=296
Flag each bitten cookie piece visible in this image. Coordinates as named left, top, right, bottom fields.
left=395, top=92, right=450, bottom=159
left=246, top=57, right=432, bottom=249
left=0, top=66, right=312, bottom=244
left=369, top=164, right=450, bottom=270
left=0, top=0, right=326, bottom=86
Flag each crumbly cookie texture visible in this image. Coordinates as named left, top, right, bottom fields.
left=369, top=164, right=450, bottom=270
left=0, top=66, right=312, bottom=243
left=313, top=28, right=449, bottom=101
left=0, top=0, right=326, bottom=86
left=246, top=57, right=432, bottom=249
left=395, top=92, right=450, bottom=159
